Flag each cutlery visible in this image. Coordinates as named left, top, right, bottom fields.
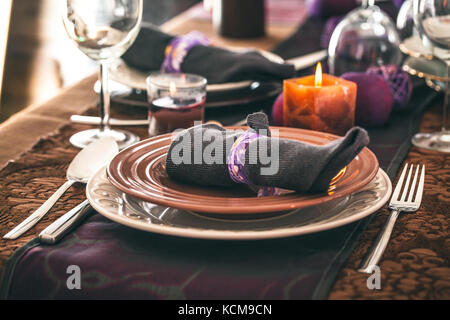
left=70, top=110, right=260, bottom=127
left=71, top=115, right=149, bottom=126
left=286, top=49, right=328, bottom=71
left=358, top=163, right=425, bottom=273
left=226, top=48, right=327, bottom=71
left=39, top=200, right=92, bottom=244
left=3, top=137, right=119, bottom=240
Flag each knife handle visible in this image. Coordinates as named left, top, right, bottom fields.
left=3, top=179, right=76, bottom=240
left=286, top=50, right=327, bottom=71
left=39, top=200, right=92, bottom=244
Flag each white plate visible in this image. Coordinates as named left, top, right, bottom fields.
left=400, top=35, right=449, bottom=61
left=109, top=58, right=253, bottom=92
left=86, top=167, right=391, bottom=240
left=403, top=56, right=450, bottom=82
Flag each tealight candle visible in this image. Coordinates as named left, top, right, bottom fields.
left=146, top=73, right=207, bottom=136
left=283, top=63, right=357, bottom=136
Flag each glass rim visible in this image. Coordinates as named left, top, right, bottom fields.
left=146, top=72, right=207, bottom=89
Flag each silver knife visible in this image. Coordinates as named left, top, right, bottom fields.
left=71, top=115, right=149, bottom=126
left=70, top=111, right=257, bottom=127
left=39, top=200, right=93, bottom=244
left=286, top=49, right=327, bottom=71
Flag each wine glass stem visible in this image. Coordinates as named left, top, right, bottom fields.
left=99, top=62, right=111, bottom=132
left=443, top=61, right=449, bottom=132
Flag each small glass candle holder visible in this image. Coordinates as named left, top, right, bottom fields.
left=146, top=73, right=207, bottom=136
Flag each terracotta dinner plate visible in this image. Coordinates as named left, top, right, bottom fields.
left=106, top=127, right=379, bottom=214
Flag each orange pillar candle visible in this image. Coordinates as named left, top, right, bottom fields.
left=283, top=63, right=357, bottom=136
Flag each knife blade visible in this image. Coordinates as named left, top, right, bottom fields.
left=286, top=49, right=328, bottom=71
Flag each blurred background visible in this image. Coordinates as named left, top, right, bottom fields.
left=0, top=0, right=200, bottom=123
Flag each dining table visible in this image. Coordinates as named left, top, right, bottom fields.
left=0, top=0, right=448, bottom=300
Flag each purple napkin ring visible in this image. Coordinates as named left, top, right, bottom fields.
left=228, top=132, right=280, bottom=197
left=161, top=31, right=211, bottom=73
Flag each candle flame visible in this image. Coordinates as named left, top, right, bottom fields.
left=315, top=62, right=322, bottom=87
left=169, top=81, right=177, bottom=96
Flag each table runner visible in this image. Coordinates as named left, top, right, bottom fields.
left=0, top=85, right=443, bottom=300
left=1, top=19, right=449, bottom=300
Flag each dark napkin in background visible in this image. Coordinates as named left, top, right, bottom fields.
left=0, top=7, right=440, bottom=300
left=122, top=23, right=296, bottom=84
left=166, top=113, right=369, bottom=193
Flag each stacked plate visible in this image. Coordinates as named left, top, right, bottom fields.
left=86, top=127, right=391, bottom=240
left=104, top=59, right=283, bottom=109
left=103, top=49, right=327, bottom=108
left=400, top=35, right=450, bottom=92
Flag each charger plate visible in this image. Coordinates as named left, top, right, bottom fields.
left=87, top=167, right=391, bottom=240
left=106, top=127, right=379, bottom=214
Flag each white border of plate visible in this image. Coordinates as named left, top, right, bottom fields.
left=86, top=167, right=391, bottom=240
left=109, top=58, right=254, bottom=92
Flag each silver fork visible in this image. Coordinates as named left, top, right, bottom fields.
left=358, top=163, right=425, bottom=273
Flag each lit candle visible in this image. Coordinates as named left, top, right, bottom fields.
left=283, top=63, right=357, bottom=136
left=146, top=73, right=207, bottom=137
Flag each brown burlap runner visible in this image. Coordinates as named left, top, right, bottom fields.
left=0, top=77, right=448, bottom=299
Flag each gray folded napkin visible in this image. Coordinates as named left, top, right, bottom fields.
left=166, top=113, right=369, bottom=194
left=122, top=23, right=296, bottom=84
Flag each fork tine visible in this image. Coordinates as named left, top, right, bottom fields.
left=400, top=164, right=414, bottom=202
left=407, top=165, right=420, bottom=202
left=392, top=163, right=408, bottom=202
left=413, top=165, right=425, bottom=205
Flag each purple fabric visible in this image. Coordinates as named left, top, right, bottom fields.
left=366, top=65, right=413, bottom=111
left=393, top=0, right=406, bottom=9
left=320, top=15, right=344, bottom=49
left=305, top=0, right=358, bottom=19
left=5, top=216, right=338, bottom=299
left=161, top=31, right=210, bottom=73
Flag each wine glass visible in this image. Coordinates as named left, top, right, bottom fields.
left=62, top=0, right=143, bottom=149
left=397, top=0, right=415, bottom=39
left=412, top=0, right=450, bottom=152
left=328, top=0, right=403, bottom=75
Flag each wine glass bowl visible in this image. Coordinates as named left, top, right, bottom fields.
left=328, top=2, right=402, bottom=75
left=63, top=1, right=142, bottom=61
left=397, top=0, right=416, bottom=39
left=412, top=0, right=450, bottom=153
left=413, top=0, right=450, bottom=50
left=62, top=0, right=143, bottom=149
